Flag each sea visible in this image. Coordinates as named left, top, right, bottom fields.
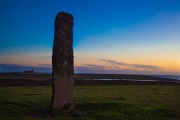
left=84, top=75, right=180, bottom=81
left=154, top=75, right=180, bottom=81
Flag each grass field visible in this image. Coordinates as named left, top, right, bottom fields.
left=0, top=85, right=179, bottom=120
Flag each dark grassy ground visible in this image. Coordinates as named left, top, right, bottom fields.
left=0, top=73, right=162, bottom=80
left=0, top=73, right=52, bottom=80
left=0, top=85, right=180, bottom=120
left=1, top=73, right=179, bottom=86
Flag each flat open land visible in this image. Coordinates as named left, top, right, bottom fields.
left=0, top=85, right=180, bottom=120
left=0, top=73, right=179, bottom=86
left=0, top=73, right=179, bottom=119
left=0, top=73, right=175, bottom=80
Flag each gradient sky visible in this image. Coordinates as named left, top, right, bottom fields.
left=0, top=0, right=180, bottom=75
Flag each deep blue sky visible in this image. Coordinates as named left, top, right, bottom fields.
left=0, top=0, right=180, bottom=74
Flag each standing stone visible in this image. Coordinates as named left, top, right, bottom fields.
left=51, top=12, right=75, bottom=115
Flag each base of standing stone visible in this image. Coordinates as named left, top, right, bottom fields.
left=29, top=109, right=82, bottom=118
left=51, top=108, right=82, bottom=117
left=51, top=73, right=75, bottom=113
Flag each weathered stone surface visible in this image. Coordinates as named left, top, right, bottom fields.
left=51, top=12, right=75, bottom=114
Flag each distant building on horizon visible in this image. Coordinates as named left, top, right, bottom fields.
left=24, top=70, right=34, bottom=73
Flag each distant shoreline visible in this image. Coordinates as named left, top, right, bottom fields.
left=0, top=73, right=179, bottom=80
left=0, top=73, right=179, bottom=86
left=0, top=79, right=179, bottom=86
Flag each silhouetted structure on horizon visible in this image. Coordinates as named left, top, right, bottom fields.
left=24, top=70, right=34, bottom=73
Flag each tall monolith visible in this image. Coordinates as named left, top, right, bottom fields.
left=51, top=12, right=75, bottom=115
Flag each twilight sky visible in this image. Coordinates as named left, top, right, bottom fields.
left=0, top=0, right=180, bottom=75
